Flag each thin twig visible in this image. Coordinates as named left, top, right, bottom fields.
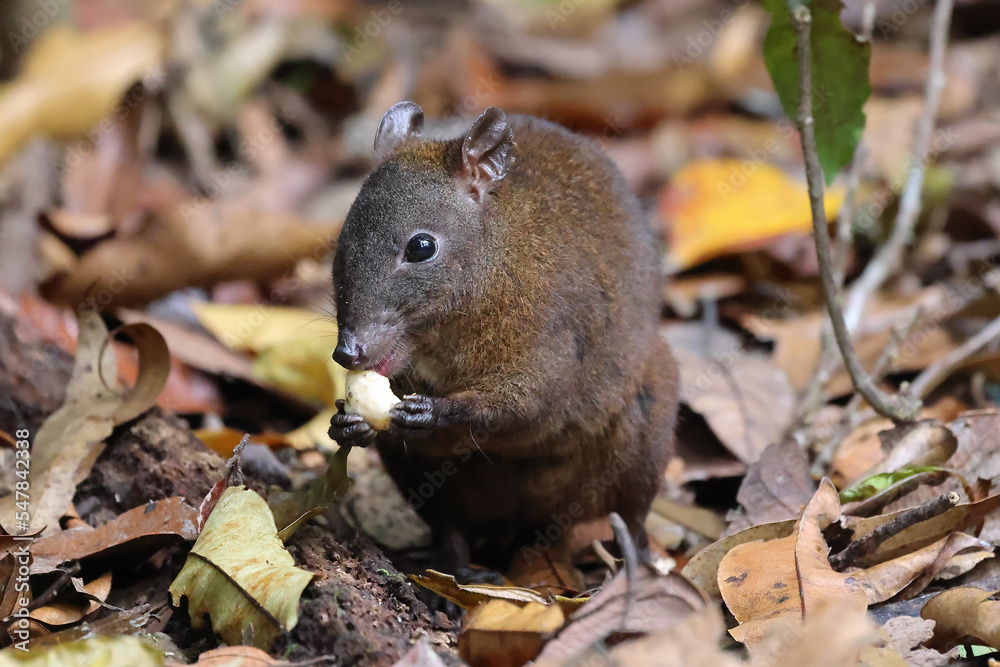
left=811, top=309, right=923, bottom=478
left=790, top=5, right=921, bottom=422
left=830, top=492, right=958, bottom=570
left=609, top=512, right=638, bottom=631
left=843, top=0, right=954, bottom=331
left=796, top=2, right=878, bottom=424
left=909, top=313, right=1000, bottom=398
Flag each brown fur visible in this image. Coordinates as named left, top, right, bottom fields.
left=332, top=107, right=679, bottom=569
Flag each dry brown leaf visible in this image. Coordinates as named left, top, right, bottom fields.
left=534, top=567, right=708, bottom=663
left=391, top=638, right=448, bottom=667
left=741, top=286, right=958, bottom=395
left=719, top=481, right=865, bottom=645
left=749, top=599, right=904, bottom=667
left=842, top=493, right=1000, bottom=566
left=43, top=207, right=341, bottom=308
left=649, top=497, right=727, bottom=542
left=459, top=600, right=565, bottom=667
left=832, top=400, right=966, bottom=488
left=861, top=97, right=925, bottom=184
left=730, top=439, right=815, bottom=533
left=410, top=570, right=582, bottom=616
left=681, top=519, right=797, bottom=600
left=859, top=421, right=958, bottom=481
left=30, top=496, right=199, bottom=569
left=575, top=605, right=739, bottom=667
left=29, top=572, right=112, bottom=628
left=167, top=646, right=283, bottom=666
left=880, top=616, right=952, bottom=667
left=663, top=322, right=795, bottom=465
left=921, top=587, right=1000, bottom=650
left=0, top=310, right=169, bottom=534
left=718, top=481, right=983, bottom=646
left=117, top=309, right=257, bottom=384
left=950, top=411, right=1000, bottom=488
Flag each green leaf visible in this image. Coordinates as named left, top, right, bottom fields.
left=838, top=466, right=943, bottom=503
left=762, top=0, right=871, bottom=185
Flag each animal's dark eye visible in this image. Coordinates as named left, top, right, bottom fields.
left=404, top=233, right=437, bottom=263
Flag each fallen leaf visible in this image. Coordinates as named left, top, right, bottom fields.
left=0, top=635, right=164, bottom=666
left=720, top=480, right=867, bottom=645
left=166, top=646, right=280, bottom=666
left=750, top=599, right=903, bottom=667
left=853, top=421, right=958, bottom=484
left=659, top=159, right=844, bottom=270
left=842, top=494, right=1000, bottom=566
left=534, top=566, right=708, bottom=663
left=740, top=286, right=959, bottom=395
left=30, top=497, right=199, bottom=569
left=598, top=605, right=739, bottom=667
left=663, top=322, right=795, bottom=465
left=718, top=480, right=983, bottom=646
left=921, top=587, right=1000, bottom=651
left=0, top=22, right=164, bottom=165
left=731, top=439, right=815, bottom=532
left=681, top=519, right=797, bottom=600
left=949, top=411, right=1000, bottom=490
left=459, top=600, right=565, bottom=666
left=41, top=209, right=340, bottom=309
left=30, top=572, right=112, bottom=627
left=169, top=486, right=315, bottom=650
left=880, top=616, right=952, bottom=667
left=390, top=637, right=448, bottom=667
left=410, top=570, right=583, bottom=616
left=267, top=444, right=352, bottom=540
left=0, top=310, right=168, bottom=534
left=649, top=497, right=727, bottom=542
left=191, top=302, right=345, bottom=413
left=195, top=428, right=288, bottom=458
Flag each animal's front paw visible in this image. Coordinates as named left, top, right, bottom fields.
left=328, top=400, right=377, bottom=447
left=389, top=394, right=440, bottom=434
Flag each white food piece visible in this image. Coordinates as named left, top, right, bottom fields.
left=344, top=370, right=401, bottom=431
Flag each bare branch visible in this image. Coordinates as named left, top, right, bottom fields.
left=790, top=4, right=921, bottom=421
left=909, top=313, right=1000, bottom=399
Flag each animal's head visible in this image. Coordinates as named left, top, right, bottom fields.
left=332, top=101, right=516, bottom=376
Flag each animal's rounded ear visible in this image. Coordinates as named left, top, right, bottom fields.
left=374, top=101, right=424, bottom=158
left=461, top=107, right=515, bottom=203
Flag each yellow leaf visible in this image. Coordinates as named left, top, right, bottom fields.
left=0, top=23, right=164, bottom=165
left=460, top=600, right=565, bottom=666
left=0, top=635, right=163, bottom=666
left=169, top=487, right=315, bottom=650
left=660, top=159, right=844, bottom=270
left=190, top=303, right=345, bottom=408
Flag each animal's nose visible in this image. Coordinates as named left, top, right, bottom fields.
left=333, top=336, right=369, bottom=369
